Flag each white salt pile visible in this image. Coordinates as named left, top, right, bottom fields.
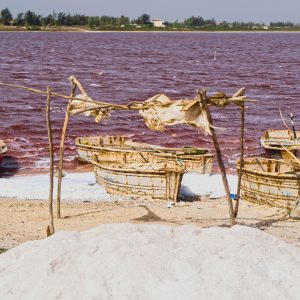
left=0, top=172, right=112, bottom=201
left=0, top=224, right=299, bottom=300
left=0, top=172, right=237, bottom=201
left=180, top=173, right=237, bottom=199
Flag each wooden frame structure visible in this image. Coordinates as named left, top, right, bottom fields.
left=0, top=76, right=252, bottom=232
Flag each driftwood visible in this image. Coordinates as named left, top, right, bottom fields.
left=46, top=87, right=54, bottom=236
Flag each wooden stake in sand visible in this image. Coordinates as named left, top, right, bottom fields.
left=198, top=90, right=236, bottom=226
left=46, top=87, right=55, bottom=236
left=234, top=103, right=245, bottom=217
left=56, top=80, right=77, bottom=219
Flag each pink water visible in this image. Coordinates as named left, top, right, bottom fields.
left=1, top=32, right=300, bottom=175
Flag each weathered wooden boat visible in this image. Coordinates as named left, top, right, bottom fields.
left=0, top=140, right=7, bottom=155
left=238, top=157, right=300, bottom=210
left=75, top=136, right=214, bottom=174
left=92, top=154, right=185, bottom=201
left=260, top=129, right=300, bottom=159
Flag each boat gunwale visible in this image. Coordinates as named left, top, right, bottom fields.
left=237, top=157, right=300, bottom=179
left=92, top=160, right=185, bottom=175
left=76, top=144, right=214, bottom=159
left=262, top=129, right=300, bottom=138
left=75, top=136, right=214, bottom=157
left=261, top=129, right=300, bottom=150
left=260, top=142, right=300, bottom=151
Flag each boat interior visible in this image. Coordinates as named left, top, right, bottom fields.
left=241, top=157, right=298, bottom=174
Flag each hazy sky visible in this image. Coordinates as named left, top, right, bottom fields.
left=1, top=0, right=300, bottom=23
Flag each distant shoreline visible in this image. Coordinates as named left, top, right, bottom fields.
left=1, top=26, right=300, bottom=33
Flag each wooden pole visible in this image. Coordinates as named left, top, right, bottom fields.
left=199, top=90, right=236, bottom=226
left=46, top=87, right=55, bottom=236
left=69, top=75, right=88, bottom=96
left=290, top=113, right=297, bottom=139
left=56, top=82, right=77, bottom=218
left=234, top=103, right=245, bottom=218
left=279, top=108, right=292, bottom=133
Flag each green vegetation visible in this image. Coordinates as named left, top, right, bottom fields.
left=0, top=8, right=300, bottom=31
left=0, top=8, right=12, bottom=25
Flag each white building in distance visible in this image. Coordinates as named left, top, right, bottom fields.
left=152, top=19, right=166, bottom=28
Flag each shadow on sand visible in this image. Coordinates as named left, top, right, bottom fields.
left=133, top=206, right=164, bottom=222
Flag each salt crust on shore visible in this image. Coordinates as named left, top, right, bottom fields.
left=0, top=223, right=299, bottom=300
left=0, top=172, right=237, bottom=201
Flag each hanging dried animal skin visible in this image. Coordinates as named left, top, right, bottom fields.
left=69, top=94, right=110, bottom=123
left=139, top=94, right=211, bottom=135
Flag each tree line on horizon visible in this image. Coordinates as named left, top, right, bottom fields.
left=0, top=8, right=298, bottom=30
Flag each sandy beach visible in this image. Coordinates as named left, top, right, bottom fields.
left=1, top=195, right=300, bottom=250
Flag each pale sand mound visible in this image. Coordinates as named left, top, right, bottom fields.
left=0, top=224, right=299, bottom=300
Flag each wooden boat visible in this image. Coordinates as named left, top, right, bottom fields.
left=238, top=157, right=300, bottom=210
left=0, top=140, right=7, bottom=155
left=260, top=129, right=300, bottom=159
left=75, top=136, right=214, bottom=174
left=92, top=154, right=185, bottom=201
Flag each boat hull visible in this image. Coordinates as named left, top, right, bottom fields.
left=238, top=158, right=300, bottom=209
left=75, top=136, right=213, bottom=174
left=92, top=159, right=184, bottom=201
left=260, top=129, right=300, bottom=159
